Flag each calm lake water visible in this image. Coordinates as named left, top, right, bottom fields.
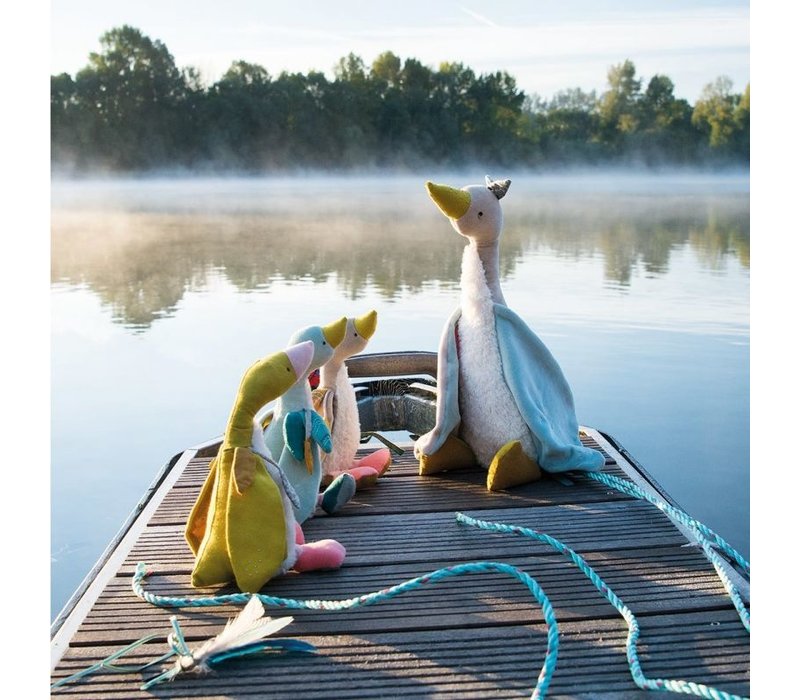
left=50, top=171, right=749, bottom=620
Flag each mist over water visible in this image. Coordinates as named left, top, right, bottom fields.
left=50, top=171, right=749, bottom=619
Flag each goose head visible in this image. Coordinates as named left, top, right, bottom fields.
left=331, top=309, right=378, bottom=362
left=226, top=339, right=314, bottom=447
left=426, top=176, right=511, bottom=246
left=288, top=317, right=347, bottom=373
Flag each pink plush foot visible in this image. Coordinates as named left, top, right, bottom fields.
left=355, top=448, right=392, bottom=476
left=293, top=539, right=346, bottom=572
left=294, top=523, right=306, bottom=545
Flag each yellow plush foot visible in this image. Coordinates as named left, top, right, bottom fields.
left=486, top=440, right=542, bottom=491
left=419, top=434, right=477, bottom=475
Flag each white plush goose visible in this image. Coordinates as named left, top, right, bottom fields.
left=414, top=176, right=604, bottom=490
left=314, top=310, right=391, bottom=491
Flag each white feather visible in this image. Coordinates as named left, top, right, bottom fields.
left=192, top=596, right=294, bottom=664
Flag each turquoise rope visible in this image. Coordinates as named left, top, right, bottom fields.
left=51, top=633, right=174, bottom=690
left=581, top=471, right=750, bottom=631
left=583, top=471, right=750, bottom=576
left=138, top=615, right=200, bottom=690
left=133, top=561, right=559, bottom=699
left=456, top=513, right=748, bottom=700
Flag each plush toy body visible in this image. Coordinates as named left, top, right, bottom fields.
left=314, top=310, right=392, bottom=491
left=185, top=341, right=345, bottom=593
left=414, top=177, right=604, bottom=491
left=263, top=318, right=351, bottom=523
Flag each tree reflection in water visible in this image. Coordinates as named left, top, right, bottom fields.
left=51, top=177, right=749, bottom=329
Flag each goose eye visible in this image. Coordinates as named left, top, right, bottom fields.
left=478, top=211, right=484, bottom=218
left=354, top=332, right=358, bottom=337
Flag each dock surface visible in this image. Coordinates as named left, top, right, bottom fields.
left=51, top=429, right=749, bottom=698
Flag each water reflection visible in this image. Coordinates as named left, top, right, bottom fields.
left=51, top=179, right=749, bottom=329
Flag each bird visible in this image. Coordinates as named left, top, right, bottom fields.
left=414, top=176, right=605, bottom=491
left=313, top=310, right=392, bottom=496
left=185, top=340, right=345, bottom=593
left=262, top=317, right=353, bottom=523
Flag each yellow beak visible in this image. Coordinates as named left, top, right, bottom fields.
left=354, top=310, right=378, bottom=340
left=321, top=317, right=347, bottom=348
left=426, top=181, right=471, bottom=219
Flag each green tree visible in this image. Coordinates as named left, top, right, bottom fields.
left=637, top=75, right=698, bottom=162
left=463, top=71, right=527, bottom=162
left=732, top=83, right=750, bottom=160
left=220, top=61, right=271, bottom=87
left=598, top=60, right=642, bottom=153
left=532, top=88, right=601, bottom=163
left=330, top=54, right=380, bottom=165
left=73, top=25, right=188, bottom=168
left=51, top=73, right=82, bottom=167
left=334, top=52, right=368, bottom=83
left=692, top=76, right=737, bottom=149
left=204, top=61, right=277, bottom=169
left=371, top=51, right=402, bottom=89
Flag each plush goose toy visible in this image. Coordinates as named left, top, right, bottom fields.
left=263, top=318, right=352, bottom=523
left=414, top=176, right=604, bottom=490
left=314, top=310, right=392, bottom=491
left=185, top=340, right=345, bottom=593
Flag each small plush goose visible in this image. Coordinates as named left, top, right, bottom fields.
left=414, top=176, right=604, bottom=490
left=263, top=318, right=350, bottom=523
left=314, top=310, right=392, bottom=494
left=185, top=340, right=345, bottom=593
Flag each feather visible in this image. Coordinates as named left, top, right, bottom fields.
left=140, top=601, right=314, bottom=690
left=206, top=639, right=317, bottom=667
left=191, top=597, right=294, bottom=668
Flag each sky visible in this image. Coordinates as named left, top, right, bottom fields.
left=50, top=0, right=749, bottom=102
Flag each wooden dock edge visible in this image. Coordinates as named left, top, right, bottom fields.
left=50, top=446, right=198, bottom=670
left=582, top=427, right=750, bottom=602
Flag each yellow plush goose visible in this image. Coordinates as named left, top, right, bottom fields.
left=185, top=340, right=345, bottom=593
left=414, top=176, right=604, bottom=490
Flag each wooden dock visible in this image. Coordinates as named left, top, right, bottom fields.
left=51, top=426, right=749, bottom=698
left=51, top=353, right=749, bottom=697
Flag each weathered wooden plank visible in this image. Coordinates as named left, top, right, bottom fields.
left=51, top=610, right=749, bottom=699
left=69, top=545, right=742, bottom=645
left=121, top=500, right=687, bottom=579
left=174, top=444, right=614, bottom=488
left=154, top=472, right=632, bottom=526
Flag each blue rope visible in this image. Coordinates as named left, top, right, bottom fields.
left=132, top=561, right=559, bottom=699
left=581, top=471, right=750, bottom=631
left=456, top=513, right=748, bottom=700
left=583, top=471, right=750, bottom=576
left=51, top=634, right=174, bottom=690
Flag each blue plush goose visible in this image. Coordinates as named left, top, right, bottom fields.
left=263, top=318, right=350, bottom=522
left=414, top=176, right=604, bottom=490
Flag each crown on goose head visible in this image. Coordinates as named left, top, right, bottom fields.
left=485, top=176, right=511, bottom=200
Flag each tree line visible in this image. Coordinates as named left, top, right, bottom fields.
left=51, top=26, right=750, bottom=173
